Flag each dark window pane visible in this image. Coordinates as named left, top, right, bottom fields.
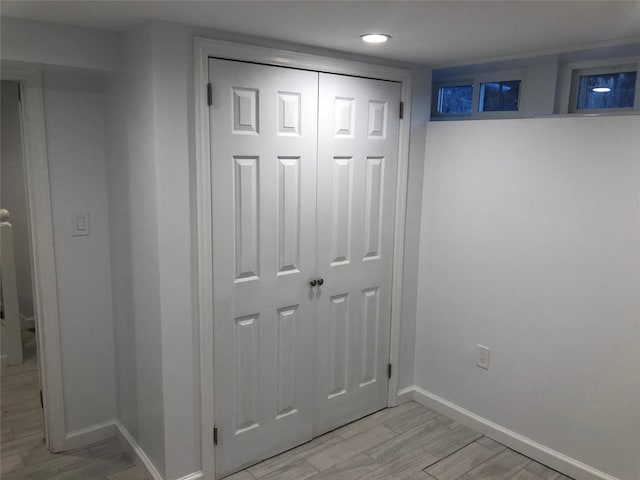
left=438, top=85, right=473, bottom=114
left=577, top=72, right=637, bottom=110
left=479, top=80, right=521, bottom=112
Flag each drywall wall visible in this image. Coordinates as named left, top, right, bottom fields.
left=416, top=116, right=640, bottom=480
left=1, top=80, right=35, bottom=320
left=398, top=67, right=431, bottom=391
left=149, top=23, right=200, bottom=480
left=105, top=24, right=166, bottom=477
left=43, top=70, right=117, bottom=433
left=0, top=16, right=121, bottom=72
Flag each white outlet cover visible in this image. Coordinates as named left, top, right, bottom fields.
left=476, top=345, right=490, bottom=370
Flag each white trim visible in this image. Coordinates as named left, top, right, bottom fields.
left=65, top=420, right=117, bottom=450
left=194, top=37, right=412, bottom=480
left=116, top=420, right=204, bottom=480
left=20, top=313, right=36, bottom=330
left=116, top=421, right=164, bottom=480
left=406, top=386, right=621, bottom=480
left=1, top=64, right=66, bottom=452
left=176, top=472, right=204, bottom=480
left=395, top=386, right=415, bottom=405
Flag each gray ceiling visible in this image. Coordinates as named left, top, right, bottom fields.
left=2, top=1, right=640, bottom=67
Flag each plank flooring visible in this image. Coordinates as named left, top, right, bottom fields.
left=231, top=402, right=574, bottom=480
left=1, top=330, right=149, bottom=480
left=2, top=331, right=573, bottom=480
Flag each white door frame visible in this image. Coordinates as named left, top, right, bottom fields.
left=1, top=63, right=66, bottom=452
left=194, top=38, right=412, bottom=480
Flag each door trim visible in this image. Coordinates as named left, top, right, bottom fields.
left=1, top=64, right=66, bottom=451
left=194, top=38, right=412, bottom=480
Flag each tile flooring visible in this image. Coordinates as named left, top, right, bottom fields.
left=1, top=331, right=148, bottom=480
left=1, top=331, right=572, bottom=480
left=227, top=401, right=573, bottom=480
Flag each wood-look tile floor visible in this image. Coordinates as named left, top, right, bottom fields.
left=2, top=331, right=572, bottom=480
left=225, top=401, right=574, bottom=480
left=1, top=330, right=150, bottom=480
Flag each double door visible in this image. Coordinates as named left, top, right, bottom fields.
left=209, top=58, right=401, bottom=477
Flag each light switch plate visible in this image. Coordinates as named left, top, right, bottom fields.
left=73, top=213, right=90, bottom=237
left=476, top=345, right=490, bottom=370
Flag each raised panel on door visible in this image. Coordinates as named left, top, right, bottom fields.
left=314, top=73, right=401, bottom=435
left=209, top=58, right=318, bottom=478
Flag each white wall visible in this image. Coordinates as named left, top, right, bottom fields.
left=1, top=80, right=35, bottom=320
left=105, top=24, right=166, bottom=477
left=398, top=67, right=431, bottom=390
left=149, top=23, right=200, bottom=480
left=43, top=70, right=117, bottom=433
left=416, top=116, right=640, bottom=480
left=0, top=16, right=121, bottom=72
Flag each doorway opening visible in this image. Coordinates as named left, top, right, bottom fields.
left=1, top=67, right=66, bottom=457
left=1, top=78, right=46, bottom=467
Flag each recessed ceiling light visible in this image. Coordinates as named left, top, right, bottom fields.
left=592, top=87, right=611, bottom=93
left=361, top=34, right=391, bottom=44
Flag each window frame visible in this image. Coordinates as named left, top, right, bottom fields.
left=431, top=68, right=526, bottom=120
left=568, top=63, right=639, bottom=114
left=431, top=78, right=474, bottom=118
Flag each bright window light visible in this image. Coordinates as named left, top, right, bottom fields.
left=361, top=34, right=390, bottom=44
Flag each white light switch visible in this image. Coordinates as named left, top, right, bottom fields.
left=73, top=213, right=90, bottom=237
left=476, top=345, right=490, bottom=370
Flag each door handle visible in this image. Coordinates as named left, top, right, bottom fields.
left=309, top=279, right=317, bottom=287
left=317, top=278, right=324, bottom=286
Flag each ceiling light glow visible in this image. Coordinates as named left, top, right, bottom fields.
left=361, top=34, right=390, bottom=44
left=592, top=87, right=611, bottom=93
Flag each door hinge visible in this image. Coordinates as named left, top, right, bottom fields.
left=213, top=426, right=218, bottom=445
left=399, top=101, right=404, bottom=119
left=207, top=83, right=213, bottom=107
left=40, top=390, right=43, bottom=409
left=387, top=363, right=392, bottom=379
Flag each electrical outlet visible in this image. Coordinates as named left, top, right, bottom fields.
left=476, top=345, right=490, bottom=370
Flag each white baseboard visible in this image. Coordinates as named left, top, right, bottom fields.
left=396, top=386, right=415, bottom=405
left=115, top=421, right=203, bottom=480
left=176, top=472, right=203, bottom=480
left=115, top=421, right=164, bottom=480
left=64, top=420, right=118, bottom=451
left=406, top=386, right=620, bottom=480
left=20, top=314, right=36, bottom=330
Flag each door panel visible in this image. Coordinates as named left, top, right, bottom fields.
left=209, top=59, right=318, bottom=477
left=209, top=59, right=402, bottom=477
left=314, top=73, right=401, bottom=434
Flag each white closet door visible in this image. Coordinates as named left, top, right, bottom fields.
left=314, top=73, right=401, bottom=434
left=209, top=59, right=319, bottom=477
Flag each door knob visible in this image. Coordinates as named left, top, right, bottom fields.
left=310, top=279, right=317, bottom=287
left=317, top=278, right=324, bottom=286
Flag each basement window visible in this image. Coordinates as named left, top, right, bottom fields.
left=432, top=70, right=524, bottom=119
left=435, top=83, right=473, bottom=115
left=570, top=64, right=638, bottom=112
left=479, top=80, right=521, bottom=112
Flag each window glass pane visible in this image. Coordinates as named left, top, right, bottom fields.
left=479, top=80, right=521, bottom=112
left=577, top=71, right=637, bottom=110
left=437, top=85, right=473, bottom=114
